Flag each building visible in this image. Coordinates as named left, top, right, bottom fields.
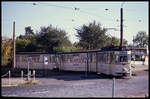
left=129, top=47, right=147, bottom=61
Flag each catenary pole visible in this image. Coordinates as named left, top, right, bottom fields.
left=120, top=8, right=123, bottom=50
left=13, top=21, right=16, bottom=68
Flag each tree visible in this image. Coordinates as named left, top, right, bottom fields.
left=110, top=37, right=120, bottom=46
left=76, top=21, right=120, bottom=50
left=122, top=39, right=128, bottom=46
left=16, top=25, right=73, bottom=52
left=72, top=42, right=83, bottom=51
left=36, top=25, right=72, bottom=52
left=25, top=26, right=34, bottom=35
left=1, top=40, right=13, bottom=66
left=133, top=31, right=148, bottom=48
left=16, top=34, right=37, bottom=52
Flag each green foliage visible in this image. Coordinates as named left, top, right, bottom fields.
left=16, top=25, right=73, bottom=52
left=16, top=22, right=127, bottom=53
left=1, top=40, right=13, bottom=66
left=76, top=21, right=121, bottom=50
left=16, top=38, right=30, bottom=52
left=110, top=37, right=120, bottom=46
left=72, top=42, right=83, bottom=51
left=36, top=25, right=72, bottom=52
left=16, top=34, right=38, bottom=52
left=25, top=26, right=34, bottom=35
left=123, top=39, right=128, bottom=46
left=133, top=31, right=148, bottom=48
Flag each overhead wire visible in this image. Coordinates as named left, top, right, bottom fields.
left=32, top=2, right=117, bottom=22
left=6, top=2, right=119, bottom=27
left=16, top=2, right=137, bottom=38
left=38, top=2, right=75, bottom=10
left=76, top=9, right=115, bottom=22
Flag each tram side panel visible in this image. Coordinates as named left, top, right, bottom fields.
left=88, top=53, right=97, bottom=73
left=16, top=54, right=45, bottom=69
left=16, top=54, right=56, bottom=70
left=97, top=51, right=118, bottom=76
left=60, top=53, right=87, bottom=71
left=97, top=51, right=131, bottom=76
left=97, top=52, right=110, bottom=75
left=108, top=51, right=117, bottom=75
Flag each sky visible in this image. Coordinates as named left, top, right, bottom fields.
left=2, top=1, right=149, bottom=44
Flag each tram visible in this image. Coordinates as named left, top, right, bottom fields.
left=16, top=46, right=132, bottom=77
left=58, top=46, right=131, bottom=76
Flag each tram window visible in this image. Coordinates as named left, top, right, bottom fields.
left=110, top=53, right=116, bottom=63
left=68, top=55, right=73, bottom=63
left=73, top=55, right=79, bottom=63
left=92, top=54, right=96, bottom=62
left=104, top=53, right=108, bottom=62
left=32, top=56, right=40, bottom=63
left=51, top=55, right=57, bottom=63
left=22, top=56, right=27, bottom=62
left=98, top=53, right=103, bottom=62
left=16, top=56, right=20, bottom=62
left=61, top=55, right=65, bottom=62
left=89, top=54, right=96, bottom=62
left=119, top=56, right=128, bottom=62
left=98, top=53, right=108, bottom=63
left=32, top=57, right=36, bottom=62
left=49, top=56, right=52, bottom=62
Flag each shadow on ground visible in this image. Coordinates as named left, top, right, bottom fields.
left=35, top=70, right=125, bottom=81
left=2, top=68, right=126, bottom=81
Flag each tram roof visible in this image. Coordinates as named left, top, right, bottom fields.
left=16, top=52, right=52, bottom=55
left=16, top=46, right=132, bottom=55
left=58, top=50, right=101, bottom=54
left=101, top=46, right=131, bottom=51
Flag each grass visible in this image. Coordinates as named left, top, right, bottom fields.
left=18, top=80, right=40, bottom=86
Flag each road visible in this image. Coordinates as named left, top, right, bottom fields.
left=1, top=65, right=149, bottom=98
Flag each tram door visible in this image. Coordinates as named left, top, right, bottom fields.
left=50, top=54, right=60, bottom=70
left=54, top=55, right=60, bottom=69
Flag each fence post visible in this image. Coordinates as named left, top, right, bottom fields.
left=33, top=70, right=35, bottom=81
left=29, top=70, right=31, bottom=80
left=130, top=67, right=132, bottom=78
left=112, top=77, right=115, bottom=98
left=21, top=71, right=23, bottom=83
left=8, top=70, right=11, bottom=85
left=27, top=61, right=30, bottom=80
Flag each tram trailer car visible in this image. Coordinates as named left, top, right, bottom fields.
left=16, top=48, right=132, bottom=77
left=57, top=51, right=97, bottom=72
left=16, top=52, right=57, bottom=70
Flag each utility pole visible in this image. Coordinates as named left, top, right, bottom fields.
left=86, top=53, right=89, bottom=77
left=13, top=21, right=16, bottom=68
left=112, top=77, right=115, bottom=98
left=120, top=7, right=123, bottom=50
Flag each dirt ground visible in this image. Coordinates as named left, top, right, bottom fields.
left=1, top=64, right=149, bottom=97
left=2, top=64, right=148, bottom=86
